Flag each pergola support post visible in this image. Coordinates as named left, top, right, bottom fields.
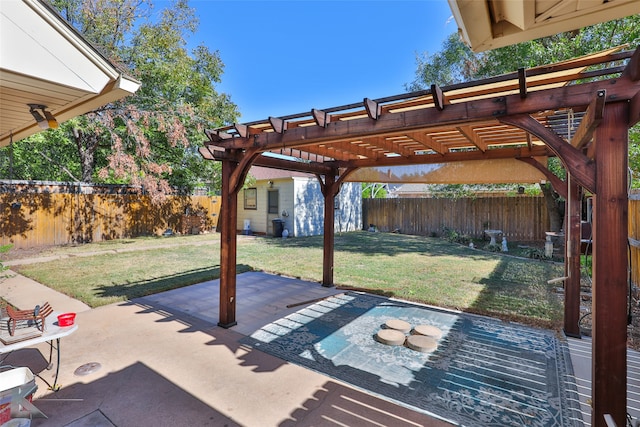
left=592, top=102, right=628, bottom=427
left=564, top=174, right=582, bottom=338
left=322, top=173, right=337, bottom=287
left=218, top=158, right=239, bottom=328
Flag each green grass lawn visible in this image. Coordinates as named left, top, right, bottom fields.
left=9, top=231, right=566, bottom=329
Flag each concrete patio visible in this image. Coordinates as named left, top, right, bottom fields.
left=1, top=271, right=455, bottom=427
left=1, top=270, right=639, bottom=426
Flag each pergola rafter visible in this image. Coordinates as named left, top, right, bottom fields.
left=203, top=46, right=640, bottom=427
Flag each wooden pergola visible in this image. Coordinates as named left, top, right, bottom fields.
left=201, top=46, right=640, bottom=427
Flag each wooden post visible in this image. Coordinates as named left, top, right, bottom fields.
left=592, top=102, right=628, bottom=426
left=564, top=174, right=582, bottom=338
left=218, top=158, right=238, bottom=328
left=322, top=173, right=336, bottom=287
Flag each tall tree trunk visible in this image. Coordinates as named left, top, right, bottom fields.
left=73, top=128, right=97, bottom=182
left=540, top=182, right=563, bottom=231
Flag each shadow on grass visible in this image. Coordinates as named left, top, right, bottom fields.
left=95, top=264, right=253, bottom=301
left=257, top=230, right=501, bottom=259
left=467, top=257, right=564, bottom=328
left=253, top=231, right=564, bottom=329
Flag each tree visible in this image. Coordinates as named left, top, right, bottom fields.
left=0, top=0, right=238, bottom=202
left=408, top=16, right=640, bottom=230
left=362, top=183, right=388, bottom=199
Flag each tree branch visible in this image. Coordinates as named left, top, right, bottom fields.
left=34, top=149, right=80, bottom=182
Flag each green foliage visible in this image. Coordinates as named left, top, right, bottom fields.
left=0, top=125, right=84, bottom=181
left=523, top=247, right=550, bottom=260
left=581, top=255, right=593, bottom=277
left=2, top=0, right=239, bottom=201
left=243, top=174, right=257, bottom=190
left=431, top=184, right=475, bottom=199
left=407, top=33, right=477, bottom=90
left=486, top=244, right=502, bottom=253
left=523, top=185, right=541, bottom=196
left=0, top=244, right=12, bottom=276
left=442, top=227, right=471, bottom=245
left=362, top=183, right=388, bottom=199
left=630, top=125, right=640, bottom=189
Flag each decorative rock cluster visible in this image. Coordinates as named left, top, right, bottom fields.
left=375, top=319, right=443, bottom=353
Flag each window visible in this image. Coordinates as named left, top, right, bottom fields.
left=268, top=190, right=279, bottom=214
left=244, top=188, right=257, bottom=210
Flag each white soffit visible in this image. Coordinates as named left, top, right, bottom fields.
left=1, top=1, right=110, bottom=92
left=448, top=0, right=640, bottom=52
left=0, top=0, right=141, bottom=147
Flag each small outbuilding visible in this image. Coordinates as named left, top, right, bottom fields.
left=237, top=166, right=361, bottom=237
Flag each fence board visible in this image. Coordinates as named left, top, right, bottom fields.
left=629, top=194, right=640, bottom=291
left=1, top=193, right=220, bottom=249
left=364, top=196, right=551, bottom=241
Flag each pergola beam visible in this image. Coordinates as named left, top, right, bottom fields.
left=208, top=77, right=638, bottom=153
left=431, top=84, right=446, bottom=111
left=312, top=108, right=330, bottom=127
left=200, top=146, right=334, bottom=175
left=364, top=98, right=381, bottom=120
left=630, top=91, right=640, bottom=127
left=516, top=157, right=567, bottom=199
left=456, top=125, right=488, bottom=152
left=571, top=90, right=605, bottom=150
left=269, top=117, right=287, bottom=134
left=331, top=145, right=549, bottom=169
left=498, top=114, right=596, bottom=194
left=407, top=131, right=447, bottom=155
left=518, top=68, right=527, bottom=99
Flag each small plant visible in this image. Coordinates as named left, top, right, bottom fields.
left=486, top=244, right=502, bottom=252
left=442, top=227, right=459, bottom=242
left=0, top=244, right=13, bottom=278
left=442, top=227, right=471, bottom=245
left=523, top=247, right=549, bottom=260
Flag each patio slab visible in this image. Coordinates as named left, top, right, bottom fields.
left=2, top=272, right=455, bottom=427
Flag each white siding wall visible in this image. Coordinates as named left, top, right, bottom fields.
left=236, top=179, right=295, bottom=235
left=336, top=182, right=362, bottom=232
left=236, top=177, right=362, bottom=237
left=293, top=178, right=362, bottom=237
left=276, top=180, right=296, bottom=235
left=236, top=183, right=266, bottom=233
left=293, top=178, right=324, bottom=236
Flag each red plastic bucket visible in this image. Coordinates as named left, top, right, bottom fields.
left=57, top=313, right=76, bottom=327
left=0, top=402, right=10, bottom=424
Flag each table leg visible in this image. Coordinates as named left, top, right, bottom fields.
left=36, top=338, right=61, bottom=391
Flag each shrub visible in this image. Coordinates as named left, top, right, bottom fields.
left=0, top=244, right=12, bottom=279
left=524, top=247, right=549, bottom=260
left=442, top=227, right=471, bottom=245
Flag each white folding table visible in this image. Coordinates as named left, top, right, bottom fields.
left=1, top=312, right=78, bottom=391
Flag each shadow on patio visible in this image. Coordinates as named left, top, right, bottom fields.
left=12, top=272, right=454, bottom=426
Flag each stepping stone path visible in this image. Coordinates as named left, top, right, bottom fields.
left=375, top=329, right=407, bottom=346
left=375, top=319, right=442, bottom=353
left=385, top=319, right=411, bottom=333
left=413, top=324, right=443, bottom=339
left=406, top=335, right=438, bottom=353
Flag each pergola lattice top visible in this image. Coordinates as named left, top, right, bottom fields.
left=202, top=46, right=633, bottom=173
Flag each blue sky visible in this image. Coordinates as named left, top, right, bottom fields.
left=162, top=1, right=457, bottom=123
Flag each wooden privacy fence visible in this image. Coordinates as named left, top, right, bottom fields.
left=363, top=196, right=550, bottom=241
left=1, top=191, right=221, bottom=249
left=628, top=193, right=640, bottom=292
